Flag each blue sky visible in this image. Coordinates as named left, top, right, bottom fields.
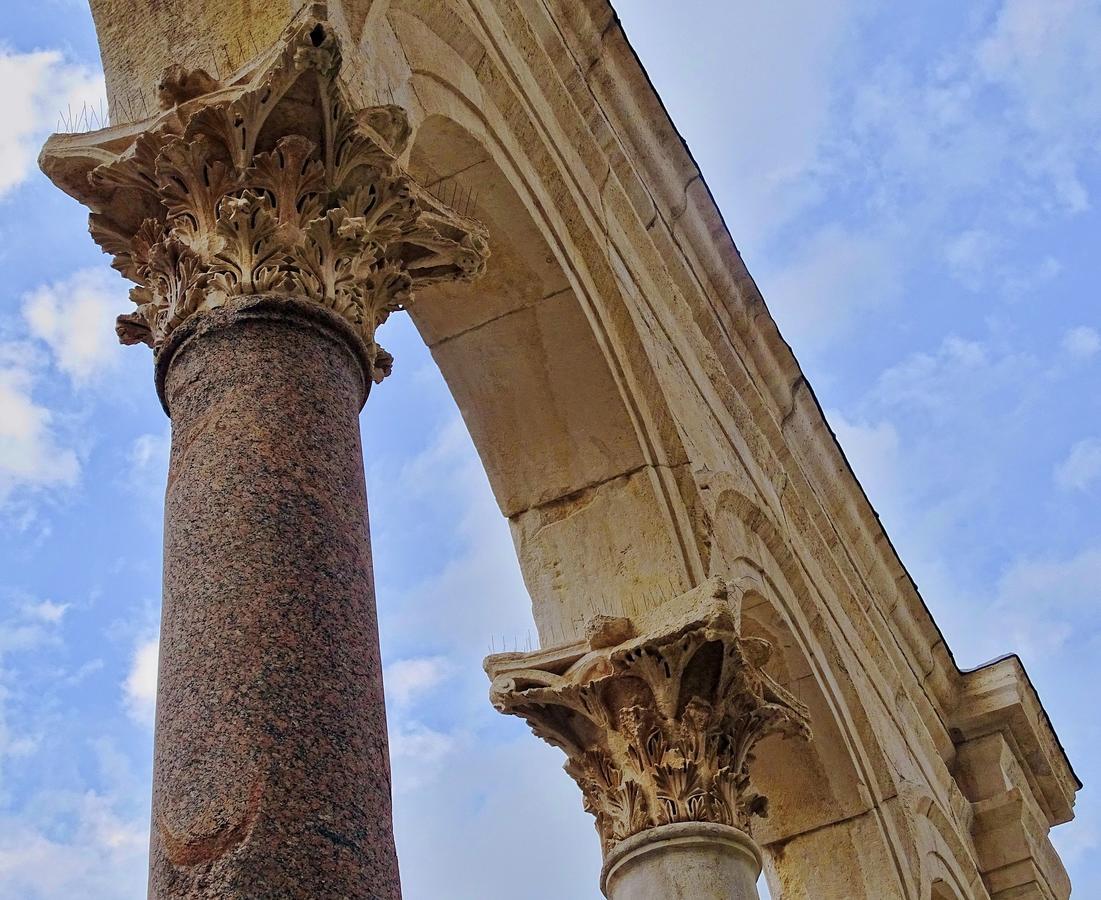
left=0, top=1, right=1098, bottom=897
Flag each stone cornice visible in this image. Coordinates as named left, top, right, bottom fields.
left=39, top=3, right=488, bottom=382
left=543, top=3, right=1076, bottom=792
left=486, top=578, right=810, bottom=856
left=952, top=656, right=1080, bottom=826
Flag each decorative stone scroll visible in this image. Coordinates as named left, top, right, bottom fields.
left=39, top=3, right=488, bottom=382
left=486, top=579, right=810, bottom=856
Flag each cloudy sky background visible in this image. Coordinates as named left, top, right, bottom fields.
left=0, top=0, right=1098, bottom=897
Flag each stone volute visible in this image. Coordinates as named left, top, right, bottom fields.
left=485, top=578, right=811, bottom=899
left=39, top=5, right=488, bottom=897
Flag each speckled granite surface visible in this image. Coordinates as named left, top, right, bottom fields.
left=150, top=297, right=401, bottom=899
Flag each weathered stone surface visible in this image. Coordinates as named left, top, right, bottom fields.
left=601, top=823, right=763, bottom=900
left=487, top=579, right=810, bottom=858
left=950, top=657, right=1076, bottom=898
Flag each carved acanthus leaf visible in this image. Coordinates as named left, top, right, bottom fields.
left=40, top=5, right=488, bottom=382
left=486, top=580, right=811, bottom=856
left=209, top=193, right=290, bottom=299
left=157, top=64, right=221, bottom=110
left=156, top=138, right=235, bottom=252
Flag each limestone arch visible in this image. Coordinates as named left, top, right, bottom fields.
left=57, top=0, right=1080, bottom=896
left=909, top=796, right=989, bottom=900
left=706, top=489, right=989, bottom=899
left=369, top=0, right=709, bottom=641
left=355, top=3, right=973, bottom=897
left=710, top=499, right=916, bottom=898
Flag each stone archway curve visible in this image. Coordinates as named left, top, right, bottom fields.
left=362, top=3, right=977, bottom=898
left=375, top=0, right=711, bottom=642
left=712, top=500, right=918, bottom=898
left=51, top=0, right=1081, bottom=896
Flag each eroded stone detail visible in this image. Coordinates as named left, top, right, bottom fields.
left=486, top=579, right=810, bottom=855
left=41, top=4, right=488, bottom=380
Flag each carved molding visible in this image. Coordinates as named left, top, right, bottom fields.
left=486, top=579, right=810, bottom=856
left=40, top=3, right=488, bottom=381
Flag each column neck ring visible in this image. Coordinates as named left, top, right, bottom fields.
left=154, top=294, right=374, bottom=416
left=600, top=822, right=763, bottom=899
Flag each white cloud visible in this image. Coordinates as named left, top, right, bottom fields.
left=0, top=344, right=79, bottom=505
left=3, top=735, right=38, bottom=759
left=388, top=721, right=457, bottom=793
left=0, top=48, right=105, bottom=199
left=0, top=593, right=64, bottom=660
left=0, top=792, right=147, bottom=900
left=126, top=430, right=172, bottom=517
left=944, top=229, right=1064, bottom=295
left=393, top=734, right=602, bottom=900
left=23, top=268, right=124, bottom=384
left=385, top=656, right=452, bottom=706
left=874, top=335, right=1010, bottom=414
left=993, top=546, right=1101, bottom=658
left=850, top=0, right=1101, bottom=223
left=129, top=432, right=170, bottom=470
left=371, top=415, right=534, bottom=657
left=23, top=600, right=67, bottom=624
left=945, top=228, right=1002, bottom=289
left=976, top=0, right=1101, bottom=212
left=1063, top=326, right=1100, bottom=360
left=123, top=635, right=158, bottom=726
left=1055, top=438, right=1101, bottom=492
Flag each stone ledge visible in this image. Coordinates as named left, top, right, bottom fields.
left=951, top=655, right=1079, bottom=827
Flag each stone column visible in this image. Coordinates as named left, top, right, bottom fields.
left=601, top=823, right=762, bottom=900
left=40, top=10, right=488, bottom=898
left=150, top=296, right=394, bottom=896
left=486, top=579, right=810, bottom=900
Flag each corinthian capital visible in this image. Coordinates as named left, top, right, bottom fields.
left=486, top=579, right=810, bottom=856
left=39, top=4, right=488, bottom=382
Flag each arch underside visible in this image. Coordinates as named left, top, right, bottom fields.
left=82, top=0, right=1078, bottom=896
left=354, top=1, right=1005, bottom=895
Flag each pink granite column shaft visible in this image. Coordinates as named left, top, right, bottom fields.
left=149, top=295, right=401, bottom=899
